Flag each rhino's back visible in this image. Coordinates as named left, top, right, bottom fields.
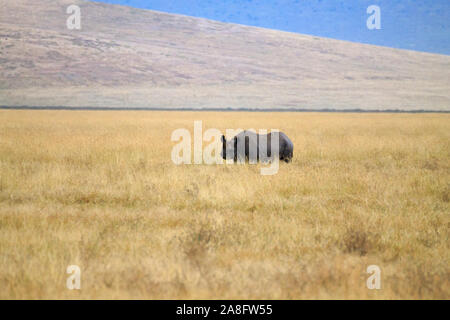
left=279, top=131, right=293, bottom=151
left=234, top=130, right=293, bottom=161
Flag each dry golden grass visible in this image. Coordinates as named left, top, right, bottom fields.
left=0, top=110, right=449, bottom=299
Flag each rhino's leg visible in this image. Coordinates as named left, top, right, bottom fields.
left=285, top=150, right=293, bottom=163
left=282, top=145, right=293, bottom=163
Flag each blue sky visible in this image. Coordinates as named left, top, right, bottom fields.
left=92, top=0, right=450, bottom=55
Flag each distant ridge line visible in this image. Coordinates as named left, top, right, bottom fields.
left=1, top=106, right=449, bottom=113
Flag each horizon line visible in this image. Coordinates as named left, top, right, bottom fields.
left=1, top=106, right=449, bottom=113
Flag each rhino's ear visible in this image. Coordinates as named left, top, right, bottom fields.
left=221, top=135, right=226, bottom=143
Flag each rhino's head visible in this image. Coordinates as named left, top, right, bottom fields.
left=221, top=135, right=236, bottom=160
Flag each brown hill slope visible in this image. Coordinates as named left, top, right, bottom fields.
left=0, top=0, right=449, bottom=110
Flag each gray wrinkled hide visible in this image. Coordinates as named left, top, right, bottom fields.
left=221, top=130, right=293, bottom=163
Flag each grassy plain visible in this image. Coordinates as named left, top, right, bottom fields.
left=0, top=110, right=449, bottom=299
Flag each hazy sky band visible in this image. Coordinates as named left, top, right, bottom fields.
left=90, top=0, right=450, bottom=55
